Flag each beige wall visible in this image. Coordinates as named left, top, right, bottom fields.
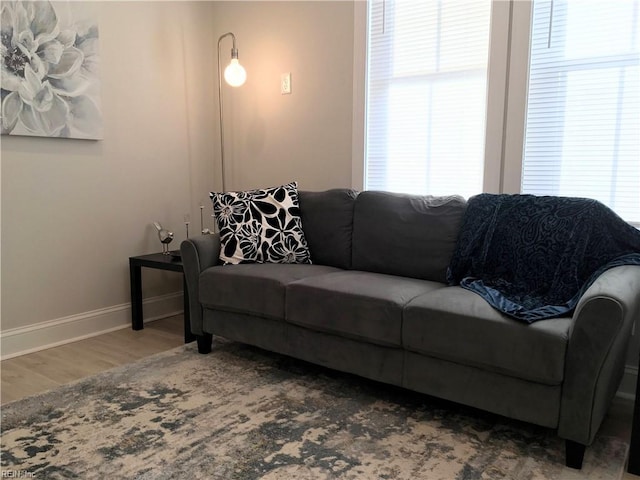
left=1, top=1, right=218, bottom=331
left=0, top=1, right=355, bottom=336
left=211, top=1, right=354, bottom=192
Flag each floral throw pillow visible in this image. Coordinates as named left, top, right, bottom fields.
left=210, top=182, right=311, bottom=265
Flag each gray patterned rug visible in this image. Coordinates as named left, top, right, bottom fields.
left=0, top=339, right=628, bottom=479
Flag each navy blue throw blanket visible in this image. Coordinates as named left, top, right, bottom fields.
left=447, top=194, right=640, bottom=323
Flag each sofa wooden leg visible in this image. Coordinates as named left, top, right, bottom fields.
left=196, top=333, right=212, bottom=354
left=565, top=440, right=585, bottom=469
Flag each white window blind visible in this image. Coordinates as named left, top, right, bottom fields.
left=365, top=0, right=491, bottom=198
left=522, top=0, right=640, bottom=225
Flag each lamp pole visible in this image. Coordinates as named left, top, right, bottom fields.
left=217, top=32, right=246, bottom=193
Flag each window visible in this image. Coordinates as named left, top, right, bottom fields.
left=365, top=0, right=492, bottom=198
left=361, top=0, right=639, bottom=224
left=522, top=0, right=640, bottom=224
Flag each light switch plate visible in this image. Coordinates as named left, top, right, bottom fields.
left=281, top=73, right=291, bottom=95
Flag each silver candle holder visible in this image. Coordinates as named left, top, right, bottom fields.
left=200, top=204, right=212, bottom=235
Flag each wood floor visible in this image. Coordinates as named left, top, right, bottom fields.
left=1, top=315, right=637, bottom=478
left=1, top=315, right=184, bottom=405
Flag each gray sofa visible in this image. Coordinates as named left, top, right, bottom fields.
left=180, top=189, right=640, bottom=469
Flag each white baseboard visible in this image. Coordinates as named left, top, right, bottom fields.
left=0, top=292, right=183, bottom=361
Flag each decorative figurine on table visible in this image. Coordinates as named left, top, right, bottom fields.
left=184, top=214, right=190, bottom=239
left=153, top=222, right=174, bottom=254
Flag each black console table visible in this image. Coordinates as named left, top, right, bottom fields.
left=129, top=252, right=195, bottom=344
left=629, top=353, right=640, bottom=475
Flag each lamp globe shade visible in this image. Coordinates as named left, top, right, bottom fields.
left=224, top=59, right=247, bottom=87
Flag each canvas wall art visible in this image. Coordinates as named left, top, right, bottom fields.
left=1, top=1, right=102, bottom=139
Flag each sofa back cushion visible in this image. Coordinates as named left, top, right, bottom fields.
left=299, top=189, right=358, bottom=269
left=352, top=191, right=467, bottom=282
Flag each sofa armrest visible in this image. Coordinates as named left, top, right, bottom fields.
left=180, top=234, right=221, bottom=335
left=559, top=265, right=640, bottom=445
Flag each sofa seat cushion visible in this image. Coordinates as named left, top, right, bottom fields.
left=403, top=287, right=572, bottom=385
left=199, top=264, right=342, bottom=319
left=287, top=271, right=444, bottom=347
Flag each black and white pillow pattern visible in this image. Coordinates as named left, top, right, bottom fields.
left=210, top=182, right=311, bottom=265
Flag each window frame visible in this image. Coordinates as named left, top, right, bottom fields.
left=520, top=0, right=640, bottom=227
left=352, top=0, right=531, bottom=195
left=353, top=0, right=638, bottom=227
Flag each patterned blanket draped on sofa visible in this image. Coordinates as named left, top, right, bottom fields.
left=447, top=194, right=640, bottom=323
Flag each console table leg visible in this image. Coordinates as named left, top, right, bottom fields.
left=183, top=275, right=195, bottom=344
left=130, top=261, right=143, bottom=330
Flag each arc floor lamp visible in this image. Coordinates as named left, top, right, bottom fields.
left=217, top=32, right=247, bottom=192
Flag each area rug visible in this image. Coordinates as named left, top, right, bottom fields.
left=1, top=340, right=628, bottom=479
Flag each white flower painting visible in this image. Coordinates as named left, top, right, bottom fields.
left=1, top=1, right=102, bottom=139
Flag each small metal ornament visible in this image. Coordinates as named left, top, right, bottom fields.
left=153, top=222, right=174, bottom=254
left=200, top=204, right=211, bottom=235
